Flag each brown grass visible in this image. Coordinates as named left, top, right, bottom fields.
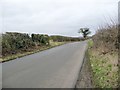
left=92, top=25, right=118, bottom=55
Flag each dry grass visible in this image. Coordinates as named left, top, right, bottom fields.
left=89, top=47, right=118, bottom=88
left=88, top=23, right=119, bottom=88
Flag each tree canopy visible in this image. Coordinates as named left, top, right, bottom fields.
left=78, top=28, right=91, bottom=38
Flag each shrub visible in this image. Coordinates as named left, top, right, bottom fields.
left=92, top=25, right=118, bottom=54
left=2, top=32, right=50, bottom=56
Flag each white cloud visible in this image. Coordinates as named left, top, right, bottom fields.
left=1, top=0, right=119, bottom=36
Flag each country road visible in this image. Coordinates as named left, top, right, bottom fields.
left=2, top=41, right=88, bottom=88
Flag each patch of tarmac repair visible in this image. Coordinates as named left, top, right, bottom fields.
left=75, top=52, right=93, bottom=88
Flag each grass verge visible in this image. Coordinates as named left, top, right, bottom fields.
left=88, top=40, right=118, bottom=88
left=1, top=41, right=66, bottom=63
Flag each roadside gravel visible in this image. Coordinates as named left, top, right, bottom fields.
left=75, top=52, right=93, bottom=88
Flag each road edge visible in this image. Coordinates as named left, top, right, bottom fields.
left=73, top=41, right=89, bottom=88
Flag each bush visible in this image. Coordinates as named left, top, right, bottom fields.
left=92, top=25, right=118, bottom=54
left=2, top=32, right=80, bottom=56
left=2, top=32, right=50, bottom=56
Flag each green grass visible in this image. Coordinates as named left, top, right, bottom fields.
left=1, top=41, right=66, bottom=63
left=88, top=40, right=93, bottom=48
left=88, top=40, right=118, bottom=88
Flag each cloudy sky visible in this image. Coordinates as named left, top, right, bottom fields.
left=0, top=0, right=119, bottom=37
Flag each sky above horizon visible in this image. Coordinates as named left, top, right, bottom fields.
left=0, top=0, right=119, bottom=37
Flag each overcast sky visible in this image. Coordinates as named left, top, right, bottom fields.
left=0, top=0, right=119, bottom=37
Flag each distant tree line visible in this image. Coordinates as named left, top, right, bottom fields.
left=2, top=32, right=81, bottom=56
left=50, top=35, right=81, bottom=42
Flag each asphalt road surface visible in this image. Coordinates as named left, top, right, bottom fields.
left=2, top=41, right=87, bottom=88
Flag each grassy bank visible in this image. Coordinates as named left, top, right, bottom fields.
left=88, top=40, right=118, bottom=88
left=1, top=32, right=81, bottom=62
left=1, top=41, right=66, bottom=63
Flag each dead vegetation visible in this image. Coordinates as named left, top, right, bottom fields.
left=92, top=24, right=118, bottom=55
left=88, top=22, right=119, bottom=88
